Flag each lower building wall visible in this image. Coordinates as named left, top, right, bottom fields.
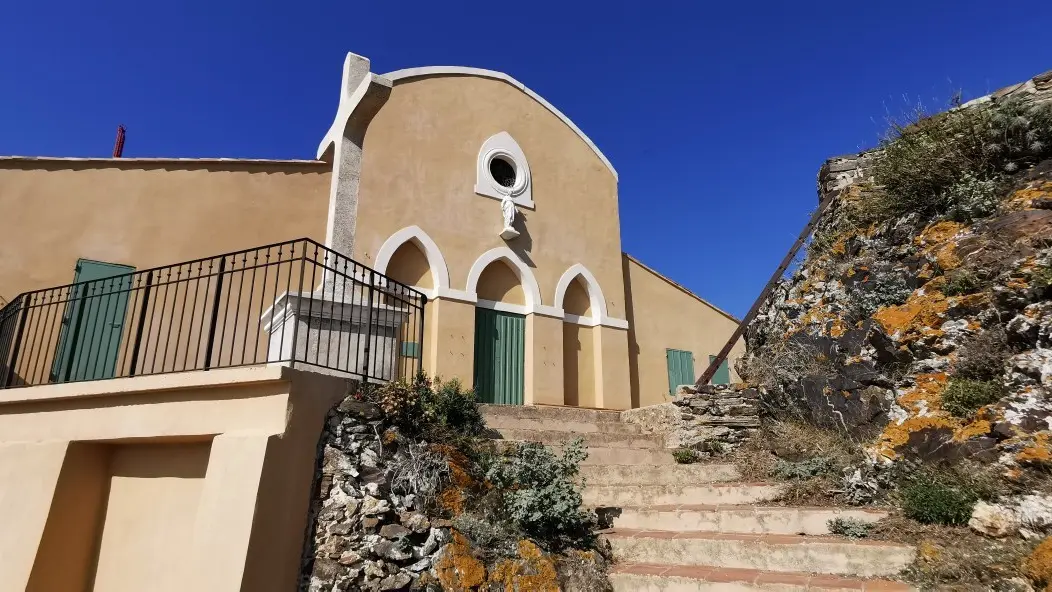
left=0, top=365, right=348, bottom=592
left=623, top=254, right=744, bottom=409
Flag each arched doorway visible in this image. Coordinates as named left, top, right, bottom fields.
left=562, top=276, right=596, bottom=407
left=473, top=260, right=526, bottom=405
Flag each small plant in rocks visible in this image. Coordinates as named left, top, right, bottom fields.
left=773, top=457, right=835, bottom=480
left=899, top=472, right=979, bottom=526
left=827, top=517, right=874, bottom=538
left=672, top=448, right=702, bottom=464
left=941, top=378, right=1004, bottom=418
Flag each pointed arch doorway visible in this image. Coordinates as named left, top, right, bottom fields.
left=471, top=259, right=526, bottom=405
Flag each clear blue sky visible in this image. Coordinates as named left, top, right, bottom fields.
left=2, top=1, right=1049, bottom=317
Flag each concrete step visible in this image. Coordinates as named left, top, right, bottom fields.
left=609, top=563, right=914, bottom=591
left=608, top=505, right=888, bottom=535
left=533, top=445, right=677, bottom=466
left=585, top=483, right=784, bottom=507
left=493, top=428, right=663, bottom=449
left=483, top=414, right=643, bottom=434
left=580, top=464, right=740, bottom=486
left=480, top=404, right=623, bottom=424
left=605, top=530, right=915, bottom=577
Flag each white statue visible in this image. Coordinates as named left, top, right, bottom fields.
left=499, top=194, right=520, bottom=240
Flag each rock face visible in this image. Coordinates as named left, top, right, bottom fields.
left=300, top=396, right=452, bottom=592
left=620, top=383, right=759, bottom=451
left=744, top=75, right=1052, bottom=465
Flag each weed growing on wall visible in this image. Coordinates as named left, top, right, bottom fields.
left=899, top=472, right=979, bottom=525
left=671, top=449, right=702, bottom=464
left=870, top=97, right=1052, bottom=223
left=827, top=517, right=873, bottom=539
left=941, top=378, right=1004, bottom=418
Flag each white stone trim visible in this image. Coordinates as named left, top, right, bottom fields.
left=373, top=225, right=451, bottom=293
left=465, top=247, right=543, bottom=312
left=475, top=299, right=528, bottom=315
left=562, top=313, right=629, bottom=329
left=475, top=132, right=534, bottom=209
left=553, top=263, right=608, bottom=319
left=384, top=66, right=618, bottom=181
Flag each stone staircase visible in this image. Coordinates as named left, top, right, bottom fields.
left=481, top=404, right=916, bottom=591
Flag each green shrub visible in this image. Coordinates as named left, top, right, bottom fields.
left=452, top=512, right=521, bottom=558
left=672, top=449, right=702, bottom=464
left=942, top=378, right=1003, bottom=417
left=1033, top=265, right=1052, bottom=289
left=951, top=329, right=1009, bottom=381
left=942, top=269, right=983, bottom=296
left=870, top=97, right=1052, bottom=222
left=485, top=439, right=596, bottom=550
left=773, top=457, right=834, bottom=480
left=827, top=517, right=873, bottom=538
left=421, top=377, right=486, bottom=438
left=900, top=473, right=979, bottom=525
left=848, top=269, right=914, bottom=317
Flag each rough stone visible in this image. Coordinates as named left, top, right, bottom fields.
left=970, top=501, right=1019, bottom=537
left=379, top=524, right=410, bottom=539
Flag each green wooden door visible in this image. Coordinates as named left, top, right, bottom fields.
left=473, top=308, right=525, bottom=405
left=52, top=259, right=135, bottom=383
left=666, top=349, right=695, bottom=393
left=708, top=355, right=731, bottom=385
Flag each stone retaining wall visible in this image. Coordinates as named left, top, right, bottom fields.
left=620, top=384, right=760, bottom=452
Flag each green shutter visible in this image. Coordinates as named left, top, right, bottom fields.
left=709, top=355, right=731, bottom=385
left=666, top=349, right=695, bottom=393
left=401, top=341, right=420, bottom=359
left=473, top=308, right=525, bottom=405
left=52, top=259, right=135, bottom=383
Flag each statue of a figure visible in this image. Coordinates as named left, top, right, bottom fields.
left=499, top=194, right=520, bottom=240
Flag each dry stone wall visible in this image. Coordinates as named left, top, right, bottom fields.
left=620, top=384, right=759, bottom=452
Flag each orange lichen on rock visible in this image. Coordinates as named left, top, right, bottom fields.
left=872, top=288, right=948, bottom=341
left=433, top=444, right=477, bottom=516
left=1018, top=433, right=1052, bottom=466
left=954, top=419, right=992, bottom=442
left=435, top=532, right=487, bottom=591
left=1024, top=535, right=1052, bottom=590
left=487, top=540, right=560, bottom=592
left=1006, top=181, right=1052, bottom=211
left=829, top=318, right=848, bottom=338
left=916, top=220, right=966, bottom=271
left=897, top=373, right=949, bottom=412
left=876, top=415, right=959, bottom=460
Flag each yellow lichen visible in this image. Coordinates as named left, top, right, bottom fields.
left=1005, top=181, right=1052, bottom=211
left=487, top=540, right=559, bottom=592
left=872, top=288, right=949, bottom=342
left=1018, top=433, right=1052, bottom=466
left=918, top=540, right=942, bottom=562
left=433, top=444, right=478, bottom=516
left=898, top=373, right=949, bottom=412
left=915, top=220, right=966, bottom=271
left=954, top=419, right=992, bottom=442
left=876, top=415, right=958, bottom=460
left=1025, top=536, right=1052, bottom=590
left=435, top=532, right=487, bottom=591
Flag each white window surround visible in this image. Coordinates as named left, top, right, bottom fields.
left=475, top=132, right=534, bottom=209
left=371, top=225, right=473, bottom=302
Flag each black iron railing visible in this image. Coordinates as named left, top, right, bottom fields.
left=0, top=239, right=426, bottom=389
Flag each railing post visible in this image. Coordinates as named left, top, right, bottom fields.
left=418, top=293, right=427, bottom=377
left=128, top=272, right=153, bottom=377
left=290, top=242, right=306, bottom=367
left=363, top=269, right=374, bottom=378
left=3, top=296, right=29, bottom=388
left=203, top=257, right=227, bottom=370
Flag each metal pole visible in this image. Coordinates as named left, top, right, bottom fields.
left=3, top=297, right=29, bottom=388
left=204, top=257, right=227, bottom=370
left=696, top=196, right=836, bottom=387
left=128, top=273, right=153, bottom=377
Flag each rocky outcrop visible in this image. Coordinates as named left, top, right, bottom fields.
left=301, top=397, right=452, bottom=592
left=744, top=69, right=1052, bottom=466
left=620, top=383, right=759, bottom=452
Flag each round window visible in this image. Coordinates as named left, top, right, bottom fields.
left=489, top=157, right=517, bottom=189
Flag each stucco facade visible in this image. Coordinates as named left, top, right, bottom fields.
left=0, top=52, right=739, bottom=411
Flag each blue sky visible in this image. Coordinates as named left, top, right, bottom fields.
left=1, top=0, right=1049, bottom=317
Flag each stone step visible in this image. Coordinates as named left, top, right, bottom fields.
left=483, top=414, right=643, bottom=434
left=585, top=483, right=783, bottom=507
left=580, top=446, right=678, bottom=466
left=609, top=505, right=888, bottom=535
left=580, top=464, right=740, bottom=486
left=493, top=428, right=663, bottom=449
left=480, top=404, right=623, bottom=424
left=605, top=530, right=915, bottom=577
left=609, top=563, right=914, bottom=591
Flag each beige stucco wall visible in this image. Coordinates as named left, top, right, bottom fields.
left=0, top=365, right=347, bottom=592
left=352, top=75, right=624, bottom=317
left=0, top=159, right=331, bottom=300
left=623, top=254, right=744, bottom=408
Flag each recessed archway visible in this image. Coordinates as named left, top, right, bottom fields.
left=465, top=247, right=541, bottom=310
left=373, top=226, right=450, bottom=294
left=554, top=264, right=607, bottom=322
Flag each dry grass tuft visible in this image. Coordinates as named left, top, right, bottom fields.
left=869, top=514, right=1035, bottom=590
